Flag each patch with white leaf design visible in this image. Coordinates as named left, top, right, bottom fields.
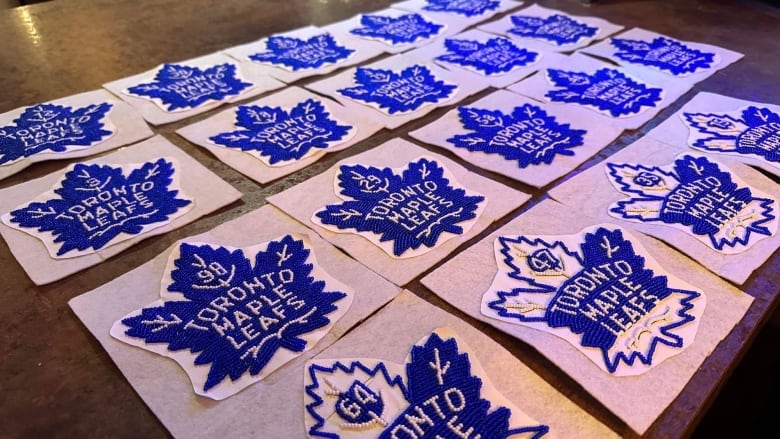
left=482, top=225, right=706, bottom=375
left=605, top=154, right=778, bottom=253
left=304, top=328, right=550, bottom=438
left=338, top=65, right=458, bottom=115
left=683, top=106, right=780, bottom=165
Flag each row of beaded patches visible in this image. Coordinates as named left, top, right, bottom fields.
left=0, top=7, right=727, bottom=166
left=5, top=151, right=775, bottom=262
left=304, top=328, right=550, bottom=438
left=1, top=0, right=730, bottom=162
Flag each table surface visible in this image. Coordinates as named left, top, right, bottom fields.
left=1, top=0, right=778, bottom=438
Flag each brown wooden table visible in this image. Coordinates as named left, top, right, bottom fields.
left=1, top=0, right=778, bottom=437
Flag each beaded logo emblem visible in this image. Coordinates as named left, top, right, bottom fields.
left=209, top=99, right=355, bottom=166
left=483, top=226, right=705, bottom=375
left=349, top=13, right=445, bottom=46
left=544, top=68, right=663, bottom=117
left=248, top=34, right=355, bottom=72
left=606, top=154, right=777, bottom=253
left=338, top=65, right=457, bottom=115
left=682, top=106, right=780, bottom=166
left=126, top=63, right=252, bottom=111
left=113, top=234, right=353, bottom=400
left=508, top=14, right=597, bottom=46
left=304, top=328, right=550, bottom=438
left=422, top=0, right=500, bottom=17
left=313, top=157, right=485, bottom=258
left=2, top=158, right=192, bottom=257
left=611, top=36, right=717, bottom=76
left=435, top=37, right=539, bottom=76
left=448, top=103, right=587, bottom=168
left=0, top=103, right=115, bottom=166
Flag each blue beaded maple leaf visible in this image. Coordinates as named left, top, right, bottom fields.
left=316, top=158, right=484, bottom=256
left=209, top=99, right=353, bottom=164
left=0, top=102, right=113, bottom=165
left=448, top=103, right=587, bottom=167
left=607, top=155, right=776, bottom=251
left=380, top=333, right=550, bottom=438
left=509, top=14, right=598, bottom=46
left=121, top=235, right=348, bottom=391
left=683, top=106, right=780, bottom=162
left=488, top=227, right=701, bottom=373
left=423, top=0, right=500, bottom=17
left=8, top=159, right=191, bottom=256
left=248, top=34, right=355, bottom=71
left=349, top=13, right=444, bottom=45
left=436, top=37, right=539, bottom=76
left=338, top=65, right=457, bottom=115
left=611, top=36, right=716, bottom=76
left=545, top=68, right=663, bottom=117
left=127, top=63, right=252, bottom=111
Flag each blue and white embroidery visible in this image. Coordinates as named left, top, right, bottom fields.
left=118, top=235, right=350, bottom=398
left=435, top=37, right=539, bottom=76
left=338, top=65, right=457, bottom=115
left=423, top=0, right=500, bottom=17
left=606, top=154, right=777, bottom=252
left=0, top=103, right=114, bottom=166
left=209, top=99, right=354, bottom=165
left=126, top=63, right=252, bottom=111
left=611, top=36, right=717, bottom=76
left=509, top=14, right=598, bottom=46
left=248, top=34, right=355, bottom=72
left=305, top=329, right=550, bottom=438
left=545, top=68, right=663, bottom=117
left=314, top=158, right=485, bottom=257
left=448, top=104, right=587, bottom=168
left=683, top=106, right=780, bottom=163
left=485, top=227, right=703, bottom=374
left=349, top=13, right=444, bottom=46
left=5, top=159, right=192, bottom=257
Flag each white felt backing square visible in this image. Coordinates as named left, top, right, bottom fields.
left=325, top=8, right=466, bottom=55
left=0, top=135, right=242, bottom=285
left=103, top=53, right=285, bottom=126
left=222, top=25, right=385, bottom=84
left=0, top=89, right=154, bottom=181
left=267, top=138, right=530, bottom=286
left=404, top=28, right=569, bottom=88
left=68, top=205, right=402, bottom=438
left=306, top=290, right=621, bottom=439
left=391, top=0, right=525, bottom=28
left=646, top=91, right=780, bottom=177
left=579, top=27, right=744, bottom=86
left=408, top=88, right=623, bottom=187
left=304, top=54, right=489, bottom=130
left=507, top=52, right=693, bottom=130
left=548, top=135, right=780, bottom=285
left=175, top=86, right=384, bottom=184
left=421, top=198, right=753, bottom=434
left=478, top=3, right=624, bottom=52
